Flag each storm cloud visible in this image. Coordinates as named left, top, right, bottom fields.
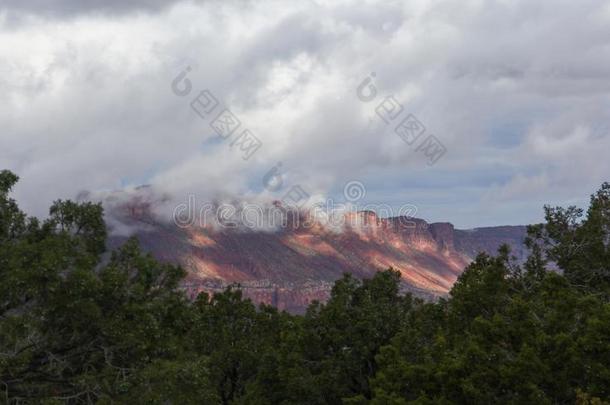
left=1, top=0, right=609, bottom=228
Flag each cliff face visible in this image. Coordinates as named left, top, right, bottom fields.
left=454, top=226, right=529, bottom=263
left=429, top=223, right=456, bottom=251
left=106, top=198, right=527, bottom=313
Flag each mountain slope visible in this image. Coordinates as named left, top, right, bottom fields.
left=106, top=197, right=527, bottom=313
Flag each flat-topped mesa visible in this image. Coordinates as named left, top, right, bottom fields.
left=345, top=210, right=380, bottom=227
left=345, top=211, right=429, bottom=230
left=96, top=185, right=171, bottom=225
left=103, top=190, right=529, bottom=313
left=385, top=216, right=429, bottom=231
left=429, top=222, right=456, bottom=251
left=383, top=217, right=433, bottom=247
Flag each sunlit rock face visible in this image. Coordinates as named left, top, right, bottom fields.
left=106, top=198, right=527, bottom=313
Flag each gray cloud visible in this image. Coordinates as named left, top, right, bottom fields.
left=0, top=0, right=188, bottom=19
left=1, top=0, right=609, bottom=228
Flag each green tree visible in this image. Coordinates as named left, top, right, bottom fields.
left=2, top=170, right=609, bottom=404
left=371, top=184, right=610, bottom=404
left=0, top=170, right=200, bottom=403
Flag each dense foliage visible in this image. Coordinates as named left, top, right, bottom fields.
left=1, top=170, right=608, bottom=404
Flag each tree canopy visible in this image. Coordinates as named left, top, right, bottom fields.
left=0, top=170, right=608, bottom=404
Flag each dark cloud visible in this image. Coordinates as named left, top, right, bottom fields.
left=0, top=0, right=189, bottom=19
left=1, top=0, right=609, bottom=228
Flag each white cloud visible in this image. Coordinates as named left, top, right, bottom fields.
left=1, top=0, right=609, bottom=228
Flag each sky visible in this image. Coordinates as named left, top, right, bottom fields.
left=1, top=0, right=609, bottom=229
